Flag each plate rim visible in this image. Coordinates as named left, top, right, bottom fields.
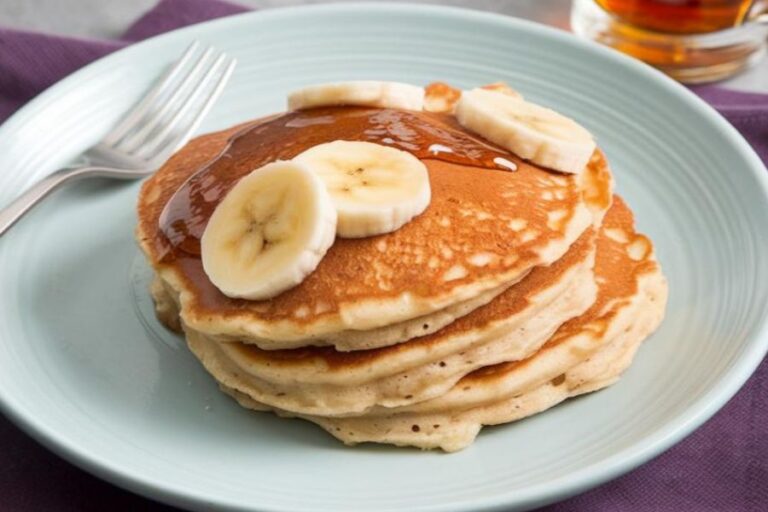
left=1, top=3, right=767, bottom=511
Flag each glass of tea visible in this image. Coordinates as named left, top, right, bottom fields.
left=571, top=0, right=768, bottom=83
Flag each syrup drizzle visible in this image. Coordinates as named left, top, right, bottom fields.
left=158, top=107, right=516, bottom=260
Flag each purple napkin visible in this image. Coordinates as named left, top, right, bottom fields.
left=0, top=1, right=766, bottom=510
left=0, top=0, right=247, bottom=120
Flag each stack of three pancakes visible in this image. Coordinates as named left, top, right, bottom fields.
left=136, top=86, right=667, bottom=451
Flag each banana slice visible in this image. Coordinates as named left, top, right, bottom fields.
left=288, top=81, right=424, bottom=111
left=424, top=82, right=521, bottom=114
left=201, top=161, right=337, bottom=300
left=293, top=141, right=431, bottom=238
left=455, top=88, right=595, bottom=174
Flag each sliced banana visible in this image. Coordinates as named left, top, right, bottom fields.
left=424, top=82, right=521, bottom=114
left=455, top=88, right=595, bottom=174
left=293, top=141, right=431, bottom=238
left=288, top=81, right=424, bottom=111
left=201, top=161, right=337, bottom=300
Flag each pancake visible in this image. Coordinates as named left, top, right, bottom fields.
left=223, top=296, right=661, bottom=451
left=216, top=197, right=668, bottom=450
left=177, top=227, right=596, bottom=416
left=152, top=274, right=514, bottom=349
left=137, top=104, right=612, bottom=350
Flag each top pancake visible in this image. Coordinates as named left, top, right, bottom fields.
left=137, top=103, right=612, bottom=350
left=174, top=226, right=596, bottom=416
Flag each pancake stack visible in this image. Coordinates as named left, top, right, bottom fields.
left=136, top=81, right=667, bottom=451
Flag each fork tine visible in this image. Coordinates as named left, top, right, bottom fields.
left=102, top=41, right=200, bottom=146
left=161, top=57, right=237, bottom=155
left=115, top=47, right=216, bottom=154
left=144, top=56, right=236, bottom=165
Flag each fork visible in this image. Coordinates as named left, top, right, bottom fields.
left=0, top=41, right=236, bottom=237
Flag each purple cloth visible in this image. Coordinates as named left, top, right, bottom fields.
left=0, top=1, right=765, bottom=510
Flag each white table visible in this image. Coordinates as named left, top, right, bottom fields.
left=1, top=0, right=766, bottom=92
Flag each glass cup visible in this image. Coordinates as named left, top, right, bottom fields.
left=571, top=0, right=768, bottom=83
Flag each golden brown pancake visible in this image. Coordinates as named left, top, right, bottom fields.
left=137, top=105, right=612, bottom=350
left=215, top=197, right=668, bottom=450
left=175, top=226, right=597, bottom=415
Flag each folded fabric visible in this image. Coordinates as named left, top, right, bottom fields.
left=694, top=86, right=768, bottom=161
left=0, top=1, right=765, bottom=510
left=0, top=0, right=247, bottom=120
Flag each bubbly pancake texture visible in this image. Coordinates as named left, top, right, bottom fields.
left=137, top=105, right=612, bottom=350
left=168, top=228, right=596, bottom=416
left=218, top=197, right=668, bottom=450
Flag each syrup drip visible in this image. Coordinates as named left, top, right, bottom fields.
left=158, top=107, right=516, bottom=260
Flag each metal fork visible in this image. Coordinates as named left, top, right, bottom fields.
left=0, top=41, right=236, bottom=237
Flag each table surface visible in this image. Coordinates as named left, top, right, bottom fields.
left=1, top=0, right=767, bottom=91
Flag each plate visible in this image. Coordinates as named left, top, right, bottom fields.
left=1, top=4, right=767, bottom=512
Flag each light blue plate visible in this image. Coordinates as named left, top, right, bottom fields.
left=1, top=4, right=767, bottom=512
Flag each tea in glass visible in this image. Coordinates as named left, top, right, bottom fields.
left=572, top=0, right=768, bottom=82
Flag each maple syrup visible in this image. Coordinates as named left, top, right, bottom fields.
left=158, top=107, right=516, bottom=260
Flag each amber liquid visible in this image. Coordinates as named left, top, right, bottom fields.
left=157, top=107, right=515, bottom=262
left=596, top=0, right=753, bottom=33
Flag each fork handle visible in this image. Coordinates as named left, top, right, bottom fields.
left=0, top=166, right=92, bottom=237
